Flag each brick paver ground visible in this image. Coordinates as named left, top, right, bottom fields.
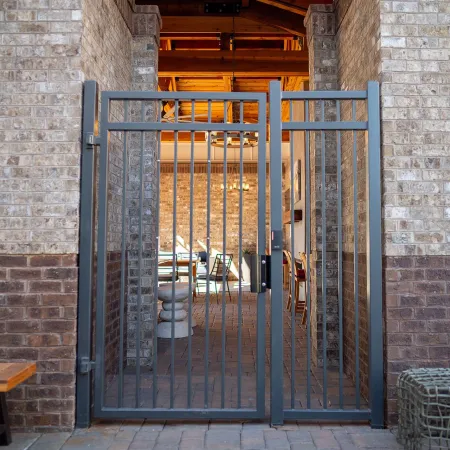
left=105, top=290, right=364, bottom=410
left=10, top=422, right=402, bottom=450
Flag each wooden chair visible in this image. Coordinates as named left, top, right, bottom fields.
left=0, top=363, right=36, bottom=446
left=285, top=250, right=307, bottom=324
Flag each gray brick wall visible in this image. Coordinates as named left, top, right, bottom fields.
left=0, top=0, right=83, bottom=255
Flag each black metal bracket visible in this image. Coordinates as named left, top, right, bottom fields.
left=204, top=2, right=241, bottom=14
left=78, top=357, right=96, bottom=374
left=250, top=254, right=271, bottom=293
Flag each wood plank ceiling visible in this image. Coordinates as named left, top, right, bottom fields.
left=136, top=0, right=332, bottom=140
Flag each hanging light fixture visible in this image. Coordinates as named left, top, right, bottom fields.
left=220, top=147, right=250, bottom=192
left=216, top=14, right=251, bottom=192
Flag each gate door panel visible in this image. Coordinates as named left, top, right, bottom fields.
left=79, top=85, right=267, bottom=420
left=269, top=81, right=383, bottom=427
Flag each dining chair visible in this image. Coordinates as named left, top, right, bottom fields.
left=196, top=253, right=233, bottom=303
left=285, top=250, right=307, bottom=324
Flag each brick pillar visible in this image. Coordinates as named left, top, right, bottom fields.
left=304, top=5, right=339, bottom=367
left=126, top=6, right=161, bottom=367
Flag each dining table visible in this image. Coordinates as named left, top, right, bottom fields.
left=158, top=258, right=199, bottom=297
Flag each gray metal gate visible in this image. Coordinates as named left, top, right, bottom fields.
left=76, top=80, right=383, bottom=427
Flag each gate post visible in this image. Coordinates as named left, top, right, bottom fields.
left=366, top=81, right=384, bottom=428
left=269, top=81, right=284, bottom=426
left=76, top=81, right=98, bottom=428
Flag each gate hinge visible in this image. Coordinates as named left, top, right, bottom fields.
left=84, top=133, right=100, bottom=148
left=78, top=357, right=96, bottom=374
left=250, top=254, right=271, bottom=293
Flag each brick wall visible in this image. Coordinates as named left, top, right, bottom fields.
left=334, top=0, right=381, bottom=401
left=0, top=255, right=77, bottom=431
left=304, top=5, right=340, bottom=368
left=308, top=0, right=450, bottom=425
left=380, top=0, right=450, bottom=424
left=159, top=163, right=269, bottom=263
left=0, top=0, right=160, bottom=431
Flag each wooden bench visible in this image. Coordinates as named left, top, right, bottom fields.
left=0, top=363, right=36, bottom=446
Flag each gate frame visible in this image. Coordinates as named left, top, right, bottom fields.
left=76, top=81, right=383, bottom=428
left=269, top=81, right=383, bottom=428
left=76, top=86, right=268, bottom=424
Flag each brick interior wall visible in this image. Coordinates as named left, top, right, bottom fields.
left=334, top=0, right=381, bottom=400
left=0, top=255, right=77, bottom=431
left=159, top=163, right=270, bottom=265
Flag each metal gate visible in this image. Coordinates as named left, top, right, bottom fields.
left=76, top=81, right=383, bottom=427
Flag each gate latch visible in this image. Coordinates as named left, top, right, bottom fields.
left=250, top=254, right=271, bottom=293
left=79, top=357, right=96, bottom=374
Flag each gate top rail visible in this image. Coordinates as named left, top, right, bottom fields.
left=102, top=91, right=266, bottom=101
left=281, top=90, right=367, bottom=100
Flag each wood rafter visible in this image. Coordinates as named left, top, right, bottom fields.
left=239, top=1, right=306, bottom=36
left=255, top=0, right=308, bottom=15
left=160, top=16, right=283, bottom=34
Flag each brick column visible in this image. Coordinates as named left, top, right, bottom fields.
left=304, top=5, right=339, bottom=368
left=126, top=6, right=161, bottom=367
left=379, top=1, right=450, bottom=424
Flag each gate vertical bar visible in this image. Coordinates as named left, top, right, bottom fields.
left=366, top=81, right=383, bottom=428
left=269, top=81, right=284, bottom=426
left=238, top=101, right=244, bottom=409
left=305, top=101, right=312, bottom=410
left=221, top=117, right=227, bottom=409
left=94, top=91, right=110, bottom=415
left=118, top=101, right=128, bottom=408
left=256, top=93, right=266, bottom=416
left=153, top=123, right=161, bottom=408
left=352, top=101, right=360, bottom=410
left=320, top=101, right=327, bottom=409
left=204, top=100, right=212, bottom=409
left=336, top=101, right=344, bottom=410
left=289, top=100, right=296, bottom=410
left=136, top=104, right=145, bottom=408
left=76, top=80, right=98, bottom=427
left=187, top=101, right=195, bottom=409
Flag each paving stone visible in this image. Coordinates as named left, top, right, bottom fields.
left=182, top=429, right=207, bottom=439
left=290, top=444, right=317, bottom=450
left=205, top=430, right=241, bottom=449
left=241, top=429, right=265, bottom=449
left=310, top=430, right=341, bottom=449
left=350, top=432, right=402, bottom=449
left=129, top=442, right=156, bottom=450
left=7, top=434, right=41, bottom=450
left=178, top=438, right=205, bottom=450
left=107, top=441, right=131, bottom=450
left=264, top=430, right=290, bottom=449
left=156, top=430, right=183, bottom=444
left=133, top=431, right=160, bottom=441
left=115, top=430, right=137, bottom=441
left=286, top=430, right=313, bottom=444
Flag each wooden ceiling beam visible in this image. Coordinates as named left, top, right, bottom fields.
left=161, top=33, right=294, bottom=40
left=239, top=2, right=306, bottom=36
left=160, top=50, right=308, bottom=62
left=255, top=0, right=308, bottom=15
left=161, top=16, right=285, bottom=34
left=159, top=50, right=309, bottom=77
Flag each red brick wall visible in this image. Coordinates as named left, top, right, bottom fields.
left=0, top=254, right=78, bottom=432
left=384, top=255, right=450, bottom=424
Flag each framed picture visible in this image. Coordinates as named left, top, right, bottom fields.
left=293, top=159, right=301, bottom=203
